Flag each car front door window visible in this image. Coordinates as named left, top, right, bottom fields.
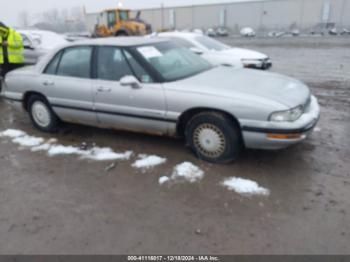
left=97, top=47, right=133, bottom=81
left=123, top=50, right=153, bottom=83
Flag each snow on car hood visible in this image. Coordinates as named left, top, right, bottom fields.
left=20, top=30, right=68, bottom=50
left=219, top=47, right=268, bottom=60
left=172, top=66, right=310, bottom=108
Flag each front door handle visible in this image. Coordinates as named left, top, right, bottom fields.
left=97, top=87, right=112, bottom=92
left=42, top=80, right=55, bottom=86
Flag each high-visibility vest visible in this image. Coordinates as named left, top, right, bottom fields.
left=0, top=35, right=5, bottom=65
left=0, top=26, right=7, bottom=64
left=0, top=38, right=3, bottom=64
left=0, top=28, right=24, bottom=64
left=7, top=28, right=24, bottom=64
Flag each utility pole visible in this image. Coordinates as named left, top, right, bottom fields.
left=161, top=3, right=164, bottom=31
left=340, top=0, right=346, bottom=27
left=299, top=0, right=305, bottom=30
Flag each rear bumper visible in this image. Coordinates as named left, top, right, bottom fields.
left=241, top=95, right=320, bottom=150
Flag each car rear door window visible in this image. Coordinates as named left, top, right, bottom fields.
left=56, top=46, right=92, bottom=79
left=96, top=47, right=133, bottom=81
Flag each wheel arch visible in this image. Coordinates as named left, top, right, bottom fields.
left=23, top=91, right=48, bottom=111
left=176, top=107, right=243, bottom=140
left=115, top=30, right=129, bottom=36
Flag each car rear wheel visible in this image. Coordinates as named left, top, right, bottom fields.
left=185, top=112, right=242, bottom=163
left=28, top=95, right=60, bottom=133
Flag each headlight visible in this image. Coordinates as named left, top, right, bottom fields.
left=241, top=59, right=263, bottom=69
left=242, top=59, right=260, bottom=66
left=269, top=105, right=304, bottom=122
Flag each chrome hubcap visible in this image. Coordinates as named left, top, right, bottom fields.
left=193, top=124, right=226, bottom=158
left=32, top=101, right=51, bottom=128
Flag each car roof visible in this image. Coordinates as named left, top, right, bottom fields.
left=68, top=37, right=169, bottom=47
left=34, top=36, right=172, bottom=73
left=158, top=31, right=202, bottom=39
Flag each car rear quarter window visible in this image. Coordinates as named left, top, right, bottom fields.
left=56, top=46, right=92, bottom=79
left=96, top=46, right=133, bottom=82
left=44, top=52, right=61, bottom=75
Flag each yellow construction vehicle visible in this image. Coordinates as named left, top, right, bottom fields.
left=93, top=9, right=152, bottom=37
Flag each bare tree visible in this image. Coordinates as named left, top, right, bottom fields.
left=41, top=9, right=62, bottom=27
left=18, top=10, right=31, bottom=28
left=34, top=7, right=86, bottom=33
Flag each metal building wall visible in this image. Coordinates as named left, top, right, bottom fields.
left=133, top=0, right=350, bottom=33
left=193, top=5, right=223, bottom=29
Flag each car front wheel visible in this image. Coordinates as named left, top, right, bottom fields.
left=185, top=112, right=242, bottom=163
left=28, top=95, right=60, bottom=133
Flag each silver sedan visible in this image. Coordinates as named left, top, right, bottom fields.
left=1, top=37, right=320, bottom=163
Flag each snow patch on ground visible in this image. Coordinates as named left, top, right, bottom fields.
left=222, top=177, right=270, bottom=196
left=48, top=145, right=133, bottom=161
left=132, top=154, right=167, bottom=169
left=171, top=162, right=204, bottom=183
left=30, top=138, right=58, bottom=152
left=47, top=145, right=82, bottom=156
left=0, top=129, right=133, bottom=162
left=82, top=148, right=133, bottom=161
left=314, top=127, right=322, bottom=132
left=170, top=162, right=204, bottom=183
left=159, top=162, right=205, bottom=185
left=159, top=176, right=170, bottom=185
left=12, top=136, right=45, bottom=147
left=0, top=129, right=26, bottom=138
left=31, top=143, right=52, bottom=152
left=0, top=129, right=45, bottom=147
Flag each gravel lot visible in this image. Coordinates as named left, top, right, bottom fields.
left=0, top=36, right=349, bottom=255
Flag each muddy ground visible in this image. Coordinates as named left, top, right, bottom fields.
left=0, top=36, right=349, bottom=255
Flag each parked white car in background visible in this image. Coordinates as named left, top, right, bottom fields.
left=157, top=32, right=272, bottom=70
left=19, top=30, right=68, bottom=65
left=240, top=27, right=256, bottom=37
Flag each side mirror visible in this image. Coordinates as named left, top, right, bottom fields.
left=24, top=43, right=34, bottom=50
left=190, top=47, right=204, bottom=55
left=120, top=75, right=141, bottom=89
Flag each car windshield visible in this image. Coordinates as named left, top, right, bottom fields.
left=194, top=36, right=230, bottom=51
left=135, top=42, right=212, bottom=82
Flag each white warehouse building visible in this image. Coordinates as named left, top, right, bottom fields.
left=128, top=0, right=350, bottom=33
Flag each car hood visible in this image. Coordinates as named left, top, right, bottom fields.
left=170, top=66, right=310, bottom=108
left=219, top=47, right=268, bottom=60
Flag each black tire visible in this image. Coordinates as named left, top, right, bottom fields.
left=185, top=112, right=242, bottom=164
left=116, top=31, right=128, bottom=37
left=27, top=95, right=60, bottom=133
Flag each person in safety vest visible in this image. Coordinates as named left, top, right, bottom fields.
left=0, top=22, right=24, bottom=82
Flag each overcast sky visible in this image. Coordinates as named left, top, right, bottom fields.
left=1, top=0, right=258, bottom=26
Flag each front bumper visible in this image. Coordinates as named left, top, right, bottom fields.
left=241, top=95, right=320, bottom=150
left=244, top=58, right=272, bottom=70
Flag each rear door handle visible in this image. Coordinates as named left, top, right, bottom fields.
left=97, top=87, right=112, bottom=92
left=42, top=80, right=54, bottom=86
